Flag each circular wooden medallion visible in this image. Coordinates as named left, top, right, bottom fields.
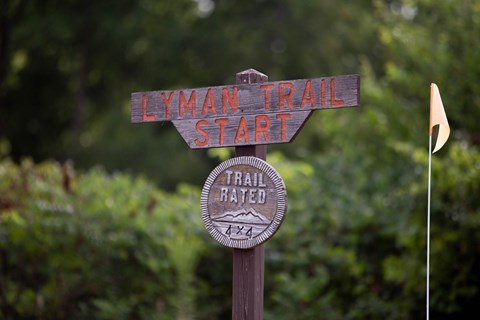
left=201, top=156, right=287, bottom=249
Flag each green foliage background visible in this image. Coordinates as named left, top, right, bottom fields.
left=1, top=0, right=479, bottom=319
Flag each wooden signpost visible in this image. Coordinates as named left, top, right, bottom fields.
left=131, top=69, right=360, bottom=320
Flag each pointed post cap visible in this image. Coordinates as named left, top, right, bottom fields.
left=236, top=69, right=268, bottom=84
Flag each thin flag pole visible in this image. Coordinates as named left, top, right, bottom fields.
left=426, top=134, right=432, bottom=320
left=426, top=83, right=450, bottom=320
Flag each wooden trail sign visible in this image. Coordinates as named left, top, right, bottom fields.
left=131, top=73, right=360, bottom=148
left=130, top=69, right=360, bottom=320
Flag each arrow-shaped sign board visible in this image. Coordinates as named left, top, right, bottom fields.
left=131, top=74, right=360, bottom=148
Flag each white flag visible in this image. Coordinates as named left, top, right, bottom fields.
left=430, top=83, right=450, bottom=153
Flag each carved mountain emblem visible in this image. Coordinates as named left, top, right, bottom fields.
left=212, top=208, right=271, bottom=225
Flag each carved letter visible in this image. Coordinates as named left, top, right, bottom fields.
left=276, top=113, right=291, bottom=141
left=300, top=80, right=315, bottom=108
left=244, top=173, right=252, bottom=186
left=142, top=94, right=155, bottom=121
left=220, top=187, right=228, bottom=202
left=321, top=79, right=326, bottom=106
left=202, top=88, right=217, bottom=115
left=161, top=92, right=174, bottom=119
left=330, top=78, right=345, bottom=107
left=234, top=171, right=242, bottom=185
left=260, top=84, right=275, bottom=111
left=215, top=118, right=229, bottom=145
left=179, top=90, right=196, bottom=117
left=255, top=115, right=270, bottom=142
left=194, top=120, right=209, bottom=147
left=225, top=170, right=233, bottom=185
left=278, top=82, right=294, bottom=110
left=234, top=117, right=249, bottom=144
left=222, top=87, right=238, bottom=114
left=258, top=189, right=266, bottom=204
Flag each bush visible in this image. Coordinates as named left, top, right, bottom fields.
left=0, top=158, right=205, bottom=319
left=2, top=143, right=479, bottom=319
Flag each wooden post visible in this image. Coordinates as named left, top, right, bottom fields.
left=232, top=69, right=268, bottom=320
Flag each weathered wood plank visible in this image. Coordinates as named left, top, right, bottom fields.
left=131, top=74, right=360, bottom=123
left=173, top=110, right=311, bottom=148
